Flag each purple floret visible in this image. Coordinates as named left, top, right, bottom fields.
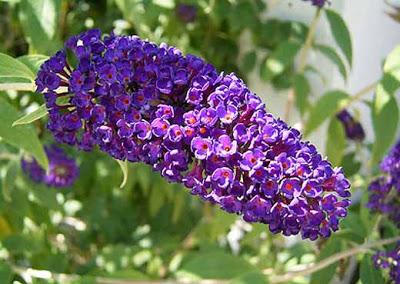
left=21, top=145, right=79, bottom=188
left=35, top=30, right=351, bottom=240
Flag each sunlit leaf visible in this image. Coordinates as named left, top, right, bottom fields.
left=19, top=0, right=61, bottom=54
left=12, top=104, right=48, bottom=126
left=0, top=53, right=35, bottom=81
left=18, top=54, right=48, bottom=74
left=384, top=45, right=400, bottom=82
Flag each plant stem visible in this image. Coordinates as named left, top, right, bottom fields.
left=341, top=80, right=378, bottom=110
left=285, top=8, right=321, bottom=122
left=268, top=235, right=400, bottom=283
left=0, top=83, right=35, bottom=92
left=298, top=9, right=322, bottom=73
left=0, top=153, right=18, bottom=160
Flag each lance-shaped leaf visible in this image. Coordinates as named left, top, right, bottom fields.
left=325, top=9, right=353, bottom=67
left=12, top=104, right=48, bottom=126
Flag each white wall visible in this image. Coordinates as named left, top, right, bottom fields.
left=247, top=0, right=400, bottom=151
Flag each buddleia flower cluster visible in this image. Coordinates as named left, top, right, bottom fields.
left=336, top=110, right=365, bottom=142
left=35, top=29, right=351, bottom=240
left=367, top=140, right=400, bottom=228
left=373, top=244, right=400, bottom=283
left=21, top=145, right=79, bottom=188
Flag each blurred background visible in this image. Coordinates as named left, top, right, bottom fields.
left=0, top=0, right=399, bottom=283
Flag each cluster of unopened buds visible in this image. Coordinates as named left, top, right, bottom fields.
left=35, top=29, right=351, bottom=240
left=336, top=110, right=365, bottom=142
left=21, top=145, right=79, bottom=188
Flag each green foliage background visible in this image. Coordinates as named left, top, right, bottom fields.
left=0, top=0, right=399, bottom=283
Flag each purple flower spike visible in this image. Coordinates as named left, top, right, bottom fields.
left=22, top=145, right=79, bottom=188
left=36, top=30, right=351, bottom=240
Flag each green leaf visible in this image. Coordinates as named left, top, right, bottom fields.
left=176, top=251, right=256, bottom=280
left=18, top=0, right=61, bottom=54
left=310, top=239, right=343, bottom=284
left=153, top=0, right=174, bottom=9
left=94, top=269, right=150, bottom=280
left=339, top=212, right=368, bottom=243
left=325, top=9, right=353, bottom=67
left=371, top=74, right=400, bottom=165
left=326, top=117, right=346, bottom=166
left=241, top=51, right=257, bottom=73
left=1, top=160, right=18, bottom=202
left=231, top=271, right=269, bottom=284
left=0, top=97, right=48, bottom=170
left=149, top=186, right=165, bottom=217
left=293, top=74, right=310, bottom=116
left=12, top=104, right=48, bottom=126
left=260, top=41, right=301, bottom=81
left=18, top=55, right=48, bottom=74
left=305, top=90, right=349, bottom=136
left=341, top=152, right=361, bottom=177
left=172, top=190, right=185, bottom=224
left=360, top=254, right=384, bottom=284
left=115, top=159, right=128, bottom=188
left=314, top=44, right=347, bottom=80
left=0, top=53, right=35, bottom=81
left=0, top=261, right=12, bottom=283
